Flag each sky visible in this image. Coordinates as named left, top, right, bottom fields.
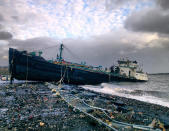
left=0, top=0, right=169, bottom=73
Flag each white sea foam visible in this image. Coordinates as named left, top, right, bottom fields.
left=0, top=80, right=10, bottom=85
left=81, top=83, right=169, bottom=108
left=0, top=80, right=30, bottom=85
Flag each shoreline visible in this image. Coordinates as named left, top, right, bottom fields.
left=77, top=86, right=169, bottom=127
left=0, top=83, right=169, bottom=130
left=83, top=86, right=169, bottom=108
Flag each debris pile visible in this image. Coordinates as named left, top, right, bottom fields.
left=0, top=83, right=169, bottom=130
left=50, top=84, right=169, bottom=131
left=0, top=83, right=102, bottom=130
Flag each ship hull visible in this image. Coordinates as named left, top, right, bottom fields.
left=9, top=48, right=145, bottom=85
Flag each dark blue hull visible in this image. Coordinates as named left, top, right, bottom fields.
left=9, top=48, right=143, bottom=85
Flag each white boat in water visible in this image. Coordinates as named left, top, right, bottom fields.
left=112, top=59, right=148, bottom=81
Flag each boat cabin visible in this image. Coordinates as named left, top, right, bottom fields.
left=117, top=59, right=138, bottom=77
left=116, top=59, right=148, bottom=81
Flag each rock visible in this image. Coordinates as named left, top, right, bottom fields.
left=0, top=83, right=169, bottom=130
left=83, top=92, right=97, bottom=97
left=114, top=100, right=125, bottom=106
left=117, top=106, right=133, bottom=113
left=79, top=114, right=85, bottom=118
left=40, top=121, right=45, bottom=126
left=71, top=90, right=79, bottom=94
left=8, top=124, right=13, bottom=129
left=149, top=118, right=157, bottom=128
left=51, top=89, right=56, bottom=93
left=159, top=116, right=169, bottom=128
left=86, top=108, right=94, bottom=113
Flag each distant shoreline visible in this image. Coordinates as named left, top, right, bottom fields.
left=0, top=67, right=9, bottom=75
left=149, top=73, right=169, bottom=75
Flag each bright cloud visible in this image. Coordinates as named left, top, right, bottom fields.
left=1, top=0, right=169, bottom=73
left=0, top=0, right=153, bottom=39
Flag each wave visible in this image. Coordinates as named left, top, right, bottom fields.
left=81, top=83, right=169, bottom=108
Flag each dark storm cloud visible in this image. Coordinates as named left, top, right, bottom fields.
left=157, top=0, right=169, bottom=10
left=63, top=38, right=137, bottom=67
left=149, top=37, right=169, bottom=50
left=123, top=0, right=169, bottom=73
left=125, top=8, right=169, bottom=34
left=0, top=0, right=41, bottom=39
left=0, top=37, right=59, bottom=66
left=0, top=14, right=4, bottom=21
left=8, top=37, right=58, bottom=51
left=7, top=36, right=135, bottom=64
left=124, top=0, right=169, bottom=35
left=105, top=0, right=127, bottom=10
left=0, top=31, right=12, bottom=40
left=11, top=16, right=19, bottom=21
left=0, top=24, right=3, bottom=30
left=0, top=1, right=5, bottom=6
left=60, top=34, right=169, bottom=73
left=0, top=35, right=168, bottom=73
left=105, top=0, right=136, bottom=10
left=131, top=46, right=169, bottom=73
left=57, top=38, right=169, bottom=73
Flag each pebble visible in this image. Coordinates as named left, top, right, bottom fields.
left=0, top=83, right=102, bottom=130
left=0, top=83, right=169, bottom=130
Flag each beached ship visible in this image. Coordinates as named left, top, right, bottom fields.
left=9, top=44, right=148, bottom=85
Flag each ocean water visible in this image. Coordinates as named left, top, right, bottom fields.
left=81, top=74, right=169, bottom=108
left=1, top=74, right=169, bottom=108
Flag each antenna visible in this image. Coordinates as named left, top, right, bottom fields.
left=59, top=42, right=64, bottom=62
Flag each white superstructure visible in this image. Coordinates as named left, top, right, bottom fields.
left=117, top=59, right=148, bottom=81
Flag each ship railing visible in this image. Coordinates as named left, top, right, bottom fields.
left=118, top=65, right=137, bottom=69
left=53, top=61, right=110, bottom=74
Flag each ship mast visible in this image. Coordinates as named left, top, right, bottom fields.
left=59, top=43, right=64, bottom=62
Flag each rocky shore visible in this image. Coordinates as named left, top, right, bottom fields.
left=0, top=82, right=169, bottom=130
